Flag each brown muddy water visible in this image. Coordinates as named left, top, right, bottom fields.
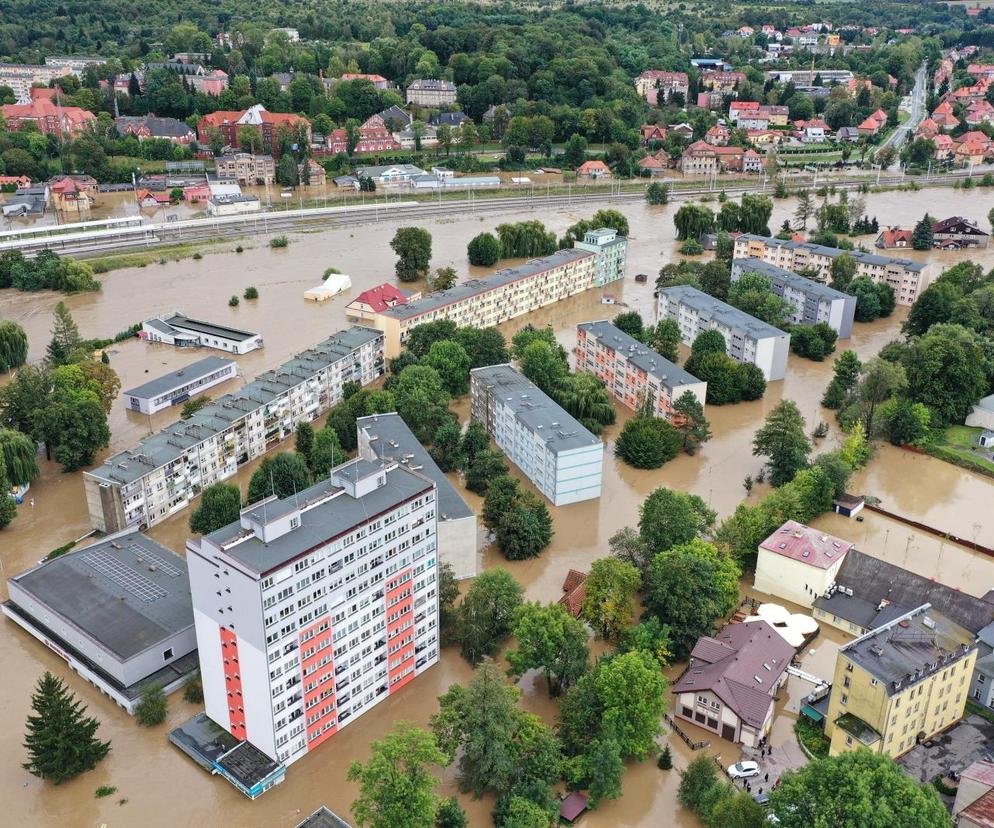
left=2, top=187, right=994, bottom=827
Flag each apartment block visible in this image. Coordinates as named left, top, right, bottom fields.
left=731, top=258, right=857, bottom=338
left=83, top=327, right=384, bottom=533
left=370, top=229, right=627, bottom=358
left=824, top=604, right=976, bottom=759
left=470, top=364, right=603, bottom=506
left=575, top=320, right=706, bottom=418
left=655, top=285, right=790, bottom=381
left=733, top=234, right=936, bottom=306
left=187, top=457, right=440, bottom=766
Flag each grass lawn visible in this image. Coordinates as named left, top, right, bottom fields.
left=928, top=425, right=994, bottom=478
left=794, top=716, right=830, bottom=759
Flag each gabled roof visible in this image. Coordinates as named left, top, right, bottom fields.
left=577, top=160, right=610, bottom=173
left=349, top=283, right=414, bottom=312
left=759, top=520, right=853, bottom=569
left=559, top=570, right=587, bottom=618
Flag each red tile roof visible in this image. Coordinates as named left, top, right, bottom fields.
left=962, top=788, right=994, bottom=828
left=963, top=759, right=994, bottom=787
left=351, top=283, right=414, bottom=313
left=759, top=520, right=854, bottom=569
left=559, top=570, right=587, bottom=618
left=878, top=228, right=913, bottom=247
left=560, top=792, right=589, bottom=822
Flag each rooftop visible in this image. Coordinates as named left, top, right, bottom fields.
left=833, top=712, right=881, bottom=746
left=731, top=258, right=851, bottom=303
left=124, top=356, right=235, bottom=400
left=759, top=520, right=854, bottom=569
left=737, top=234, right=928, bottom=272
left=962, top=789, right=994, bottom=828
left=841, top=604, right=975, bottom=695
left=161, top=313, right=258, bottom=342
left=295, top=807, right=354, bottom=828
left=577, top=320, right=703, bottom=391
left=348, top=283, right=415, bottom=313
left=471, top=364, right=601, bottom=455
left=657, top=284, right=788, bottom=340
left=89, top=327, right=382, bottom=486
left=8, top=530, right=193, bottom=661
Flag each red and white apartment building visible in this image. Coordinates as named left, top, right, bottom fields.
left=187, top=457, right=440, bottom=765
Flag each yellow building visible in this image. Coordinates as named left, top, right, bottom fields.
left=753, top=520, right=853, bottom=607
left=824, top=604, right=976, bottom=759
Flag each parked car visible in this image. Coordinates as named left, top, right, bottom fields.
left=754, top=792, right=770, bottom=807
left=728, top=761, right=760, bottom=779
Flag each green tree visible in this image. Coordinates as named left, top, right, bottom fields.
left=769, top=749, right=950, bottom=828
left=829, top=252, right=858, bottom=291
left=856, top=357, right=907, bottom=436
left=189, top=483, right=241, bottom=535
left=563, top=133, right=588, bottom=168
left=727, top=272, right=792, bottom=328
left=822, top=350, right=862, bottom=409
left=0, top=320, right=29, bottom=373
left=511, top=325, right=564, bottom=361
left=453, top=569, right=524, bottom=664
left=672, top=391, right=712, bottom=455
left=429, top=267, right=458, bottom=292
left=911, top=214, right=934, bottom=250
left=424, top=340, right=471, bottom=396
left=276, top=153, right=299, bottom=187
left=618, top=617, right=672, bottom=667
left=592, top=649, right=667, bottom=758
left=881, top=398, right=931, bottom=446
left=568, top=737, right=624, bottom=808
left=612, top=311, right=644, bottom=340
left=646, top=182, right=669, bottom=205
left=849, top=276, right=883, bottom=322
left=23, top=672, right=110, bottom=784
left=438, top=563, right=460, bottom=647
left=752, top=399, right=811, bottom=486
left=429, top=420, right=463, bottom=473
left=496, top=492, right=554, bottom=560
left=638, top=487, right=716, bottom=554
left=435, top=797, right=467, bottom=828
left=135, top=684, right=168, bottom=727
left=482, top=475, right=521, bottom=531
left=678, top=754, right=731, bottom=822
left=394, top=365, right=451, bottom=442
left=673, top=203, right=716, bottom=241
left=36, top=371, right=110, bottom=471
left=794, top=189, right=815, bottom=230
left=498, top=796, right=553, bottom=828
left=553, top=373, right=616, bottom=430
left=407, top=320, right=459, bottom=358
left=497, top=221, right=557, bottom=257
left=467, top=232, right=502, bottom=266
left=903, top=280, right=962, bottom=337
left=519, top=340, right=567, bottom=393
left=309, top=426, right=344, bottom=476
left=348, top=724, right=445, bottom=828
left=456, top=326, right=509, bottom=368
left=615, top=415, right=680, bottom=469
left=581, top=557, right=642, bottom=641
left=465, top=447, right=508, bottom=496
left=0, top=427, right=38, bottom=486
left=458, top=419, right=491, bottom=470
left=506, top=602, right=589, bottom=696
left=647, top=319, right=681, bottom=362
left=247, top=452, right=312, bottom=503
left=906, top=323, right=989, bottom=425
left=391, top=227, right=433, bottom=282
left=711, top=792, right=767, bottom=828
left=46, top=302, right=82, bottom=366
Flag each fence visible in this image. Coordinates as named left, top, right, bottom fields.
left=665, top=714, right=710, bottom=750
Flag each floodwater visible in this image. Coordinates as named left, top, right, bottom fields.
left=2, top=187, right=994, bottom=827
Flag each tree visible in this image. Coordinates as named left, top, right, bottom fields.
left=590, top=649, right=667, bottom=758
left=246, top=452, right=312, bottom=504
left=881, top=398, right=931, bottom=445
left=581, top=557, right=642, bottom=641
left=727, top=272, right=792, bottom=328
left=563, top=133, right=588, bottom=168
left=135, top=684, right=168, bottom=726
left=672, top=391, right=712, bottom=455
left=0, top=427, right=38, bottom=486
left=424, top=340, right=471, bottom=396
left=848, top=276, right=884, bottom=322
left=570, top=737, right=623, bottom=807
left=468, top=232, right=502, bottom=266
left=857, top=357, right=907, bottom=436
left=454, top=569, right=524, bottom=664
left=435, top=798, right=467, bottom=828
left=769, top=749, right=950, bottom=828
left=511, top=325, right=564, bottom=361
left=791, top=323, right=838, bottom=361
left=912, top=214, right=934, bottom=250
left=406, top=320, right=459, bottom=358
left=430, top=420, right=463, bottom=473
left=679, top=754, right=731, bottom=821
left=391, top=227, right=432, bottom=282
left=348, top=724, right=445, bottom=828
left=638, top=487, right=716, bottom=554
left=36, top=371, right=110, bottom=471
left=456, top=327, right=509, bottom=368
left=673, top=203, right=716, bottom=241
left=645, top=539, right=741, bottom=659
left=23, top=672, right=110, bottom=784
left=711, top=791, right=766, bottom=827
left=429, top=267, right=458, bottom=292
left=618, top=617, right=672, bottom=667
left=615, top=415, right=680, bottom=469
left=906, top=323, right=990, bottom=426
left=496, top=492, right=554, bottom=560
left=237, top=124, right=261, bottom=153
left=394, top=365, right=451, bottom=442
left=794, top=189, right=815, bottom=230
left=309, top=426, right=344, bottom=476
left=519, top=341, right=567, bottom=393
left=753, top=399, right=810, bottom=486
left=189, top=483, right=241, bottom=534
left=646, top=182, right=669, bottom=205
left=0, top=320, right=28, bottom=373
left=829, top=253, right=858, bottom=291
left=612, top=311, right=644, bottom=340
left=458, top=419, right=490, bottom=470
left=465, top=447, right=508, bottom=496
left=276, top=153, right=299, bottom=187
left=647, top=319, right=681, bottom=362
left=823, top=350, right=862, bottom=409
left=497, top=796, right=553, bottom=828
left=506, top=602, right=589, bottom=696
left=482, top=475, right=522, bottom=531
left=46, top=302, right=81, bottom=366
left=294, top=421, right=314, bottom=463
left=903, top=280, right=961, bottom=338
left=553, top=374, right=615, bottom=431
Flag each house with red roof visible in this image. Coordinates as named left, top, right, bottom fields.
left=795, top=118, right=831, bottom=143
left=634, top=70, right=689, bottom=105
left=339, top=73, right=390, bottom=90
left=742, top=149, right=764, bottom=173
left=933, top=133, right=955, bottom=160
left=954, top=760, right=994, bottom=828
left=135, top=189, right=171, bottom=208
left=0, top=175, right=31, bottom=188
left=955, top=140, right=987, bottom=167
left=196, top=104, right=311, bottom=157
left=857, top=115, right=883, bottom=136
left=558, top=570, right=587, bottom=619
left=48, top=175, right=96, bottom=215
left=640, top=124, right=668, bottom=145
left=875, top=227, right=914, bottom=249
left=754, top=520, right=854, bottom=606
left=345, top=283, right=421, bottom=323
left=968, top=100, right=994, bottom=126
left=577, top=160, right=611, bottom=179
left=325, top=114, right=400, bottom=155
left=2, top=94, right=95, bottom=138
left=704, top=124, right=729, bottom=146
left=638, top=153, right=669, bottom=175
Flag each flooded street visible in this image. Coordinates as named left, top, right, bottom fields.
left=2, top=186, right=994, bottom=826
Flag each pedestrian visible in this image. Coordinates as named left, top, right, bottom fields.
left=765, top=772, right=769, bottom=782
left=746, top=782, right=751, bottom=792
left=758, top=787, right=763, bottom=795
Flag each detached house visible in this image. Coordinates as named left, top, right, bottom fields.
left=325, top=114, right=400, bottom=154
left=577, top=160, right=611, bottom=179
left=932, top=216, right=989, bottom=249
left=196, top=105, right=311, bottom=157
left=640, top=124, right=668, bottom=145
left=795, top=119, right=831, bottom=143
left=634, top=70, right=690, bottom=105
left=875, top=227, right=914, bottom=249
left=705, top=124, right=729, bottom=146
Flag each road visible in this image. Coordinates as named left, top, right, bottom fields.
left=881, top=62, right=928, bottom=164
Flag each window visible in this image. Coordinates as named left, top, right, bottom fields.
left=843, top=676, right=851, bottom=689
left=163, top=648, right=174, bottom=661
left=840, top=694, right=848, bottom=706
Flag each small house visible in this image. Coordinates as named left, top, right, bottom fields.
left=577, top=160, right=611, bottom=179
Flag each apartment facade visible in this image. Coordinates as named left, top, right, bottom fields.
left=731, top=258, right=857, bottom=338
left=215, top=152, right=276, bottom=185
left=371, top=230, right=627, bottom=358
left=83, top=327, right=385, bottom=533
left=187, top=458, right=440, bottom=766
left=655, top=285, right=790, bottom=381
left=575, top=320, right=706, bottom=418
left=470, top=365, right=603, bottom=506
left=733, top=234, right=936, bottom=306
left=406, top=79, right=457, bottom=106
left=824, top=604, right=976, bottom=758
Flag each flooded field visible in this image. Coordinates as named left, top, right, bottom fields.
left=2, top=187, right=994, bottom=827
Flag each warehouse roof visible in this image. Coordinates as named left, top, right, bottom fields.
left=124, top=356, right=235, bottom=400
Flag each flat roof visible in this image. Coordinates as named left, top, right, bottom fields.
left=217, top=740, right=284, bottom=791
left=89, top=327, right=382, bottom=486
left=206, top=460, right=434, bottom=575
left=737, top=234, right=927, bottom=272
left=9, top=529, right=193, bottom=661
left=577, top=320, right=703, bottom=391
left=471, top=364, right=601, bottom=455
left=381, top=248, right=593, bottom=322
left=124, top=355, right=236, bottom=400
left=657, top=284, right=788, bottom=340
left=731, top=258, right=851, bottom=303
left=759, top=520, right=854, bottom=569
left=163, top=313, right=258, bottom=342
left=357, top=413, right=474, bottom=521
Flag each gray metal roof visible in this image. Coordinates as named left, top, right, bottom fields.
left=657, top=284, right=788, bottom=340
left=731, top=257, right=850, bottom=303
left=471, top=364, right=601, bottom=454
left=89, top=327, right=382, bottom=486
left=206, top=460, right=434, bottom=575
left=355, top=164, right=425, bottom=177
left=577, top=320, right=703, bottom=392
left=382, top=248, right=593, bottom=322
left=736, top=234, right=927, bottom=272
left=9, top=530, right=193, bottom=660
left=357, top=413, right=474, bottom=521
left=124, top=356, right=235, bottom=400
left=162, top=313, right=258, bottom=343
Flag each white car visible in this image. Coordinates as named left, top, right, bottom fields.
left=728, top=760, right=761, bottom=780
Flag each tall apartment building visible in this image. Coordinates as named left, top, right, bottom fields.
left=405, top=79, right=458, bottom=106
left=214, top=152, right=276, bottom=185
left=824, top=604, right=976, bottom=758
left=83, top=327, right=384, bottom=533
left=0, top=56, right=102, bottom=99
left=731, top=258, right=857, bottom=338
left=656, top=285, right=790, bottom=381
left=575, top=321, right=706, bottom=418
left=733, top=234, right=936, bottom=306
left=187, top=457, right=440, bottom=766
left=470, top=364, right=603, bottom=506
left=370, top=229, right=627, bottom=358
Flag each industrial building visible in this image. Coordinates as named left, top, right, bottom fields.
left=123, top=356, right=238, bottom=415
left=140, top=312, right=264, bottom=354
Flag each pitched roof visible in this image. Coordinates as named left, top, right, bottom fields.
left=559, top=570, right=587, bottom=618
left=349, top=283, right=415, bottom=312
left=577, top=160, right=610, bottom=173
left=962, top=789, right=994, bottom=828
left=759, top=520, right=853, bottom=569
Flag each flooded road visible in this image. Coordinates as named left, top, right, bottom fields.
left=2, top=186, right=994, bottom=827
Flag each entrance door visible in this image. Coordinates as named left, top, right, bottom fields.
left=721, top=723, right=737, bottom=741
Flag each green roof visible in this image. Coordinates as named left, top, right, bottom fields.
left=834, top=712, right=881, bottom=746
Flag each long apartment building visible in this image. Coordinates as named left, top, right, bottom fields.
left=187, top=457, right=440, bottom=766
left=370, top=229, right=627, bottom=358
left=731, top=258, right=857, bottom=338
left=83, top=327, right=385, bottom=533
left=656, top=285, right=790, bottom=381
left=575, top=321, right=706, bottom=418
left=470, top=364, right=603, bottom=506
left=733, top=234, right=936, bottom=306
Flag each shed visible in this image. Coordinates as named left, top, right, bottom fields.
left=560, top=792, right=589, bottom=824
left=832, top=493, right=865, bottom=518
left=980, top=430, right=994, bottom=450
left=304, top=273, right=352, bottom=301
